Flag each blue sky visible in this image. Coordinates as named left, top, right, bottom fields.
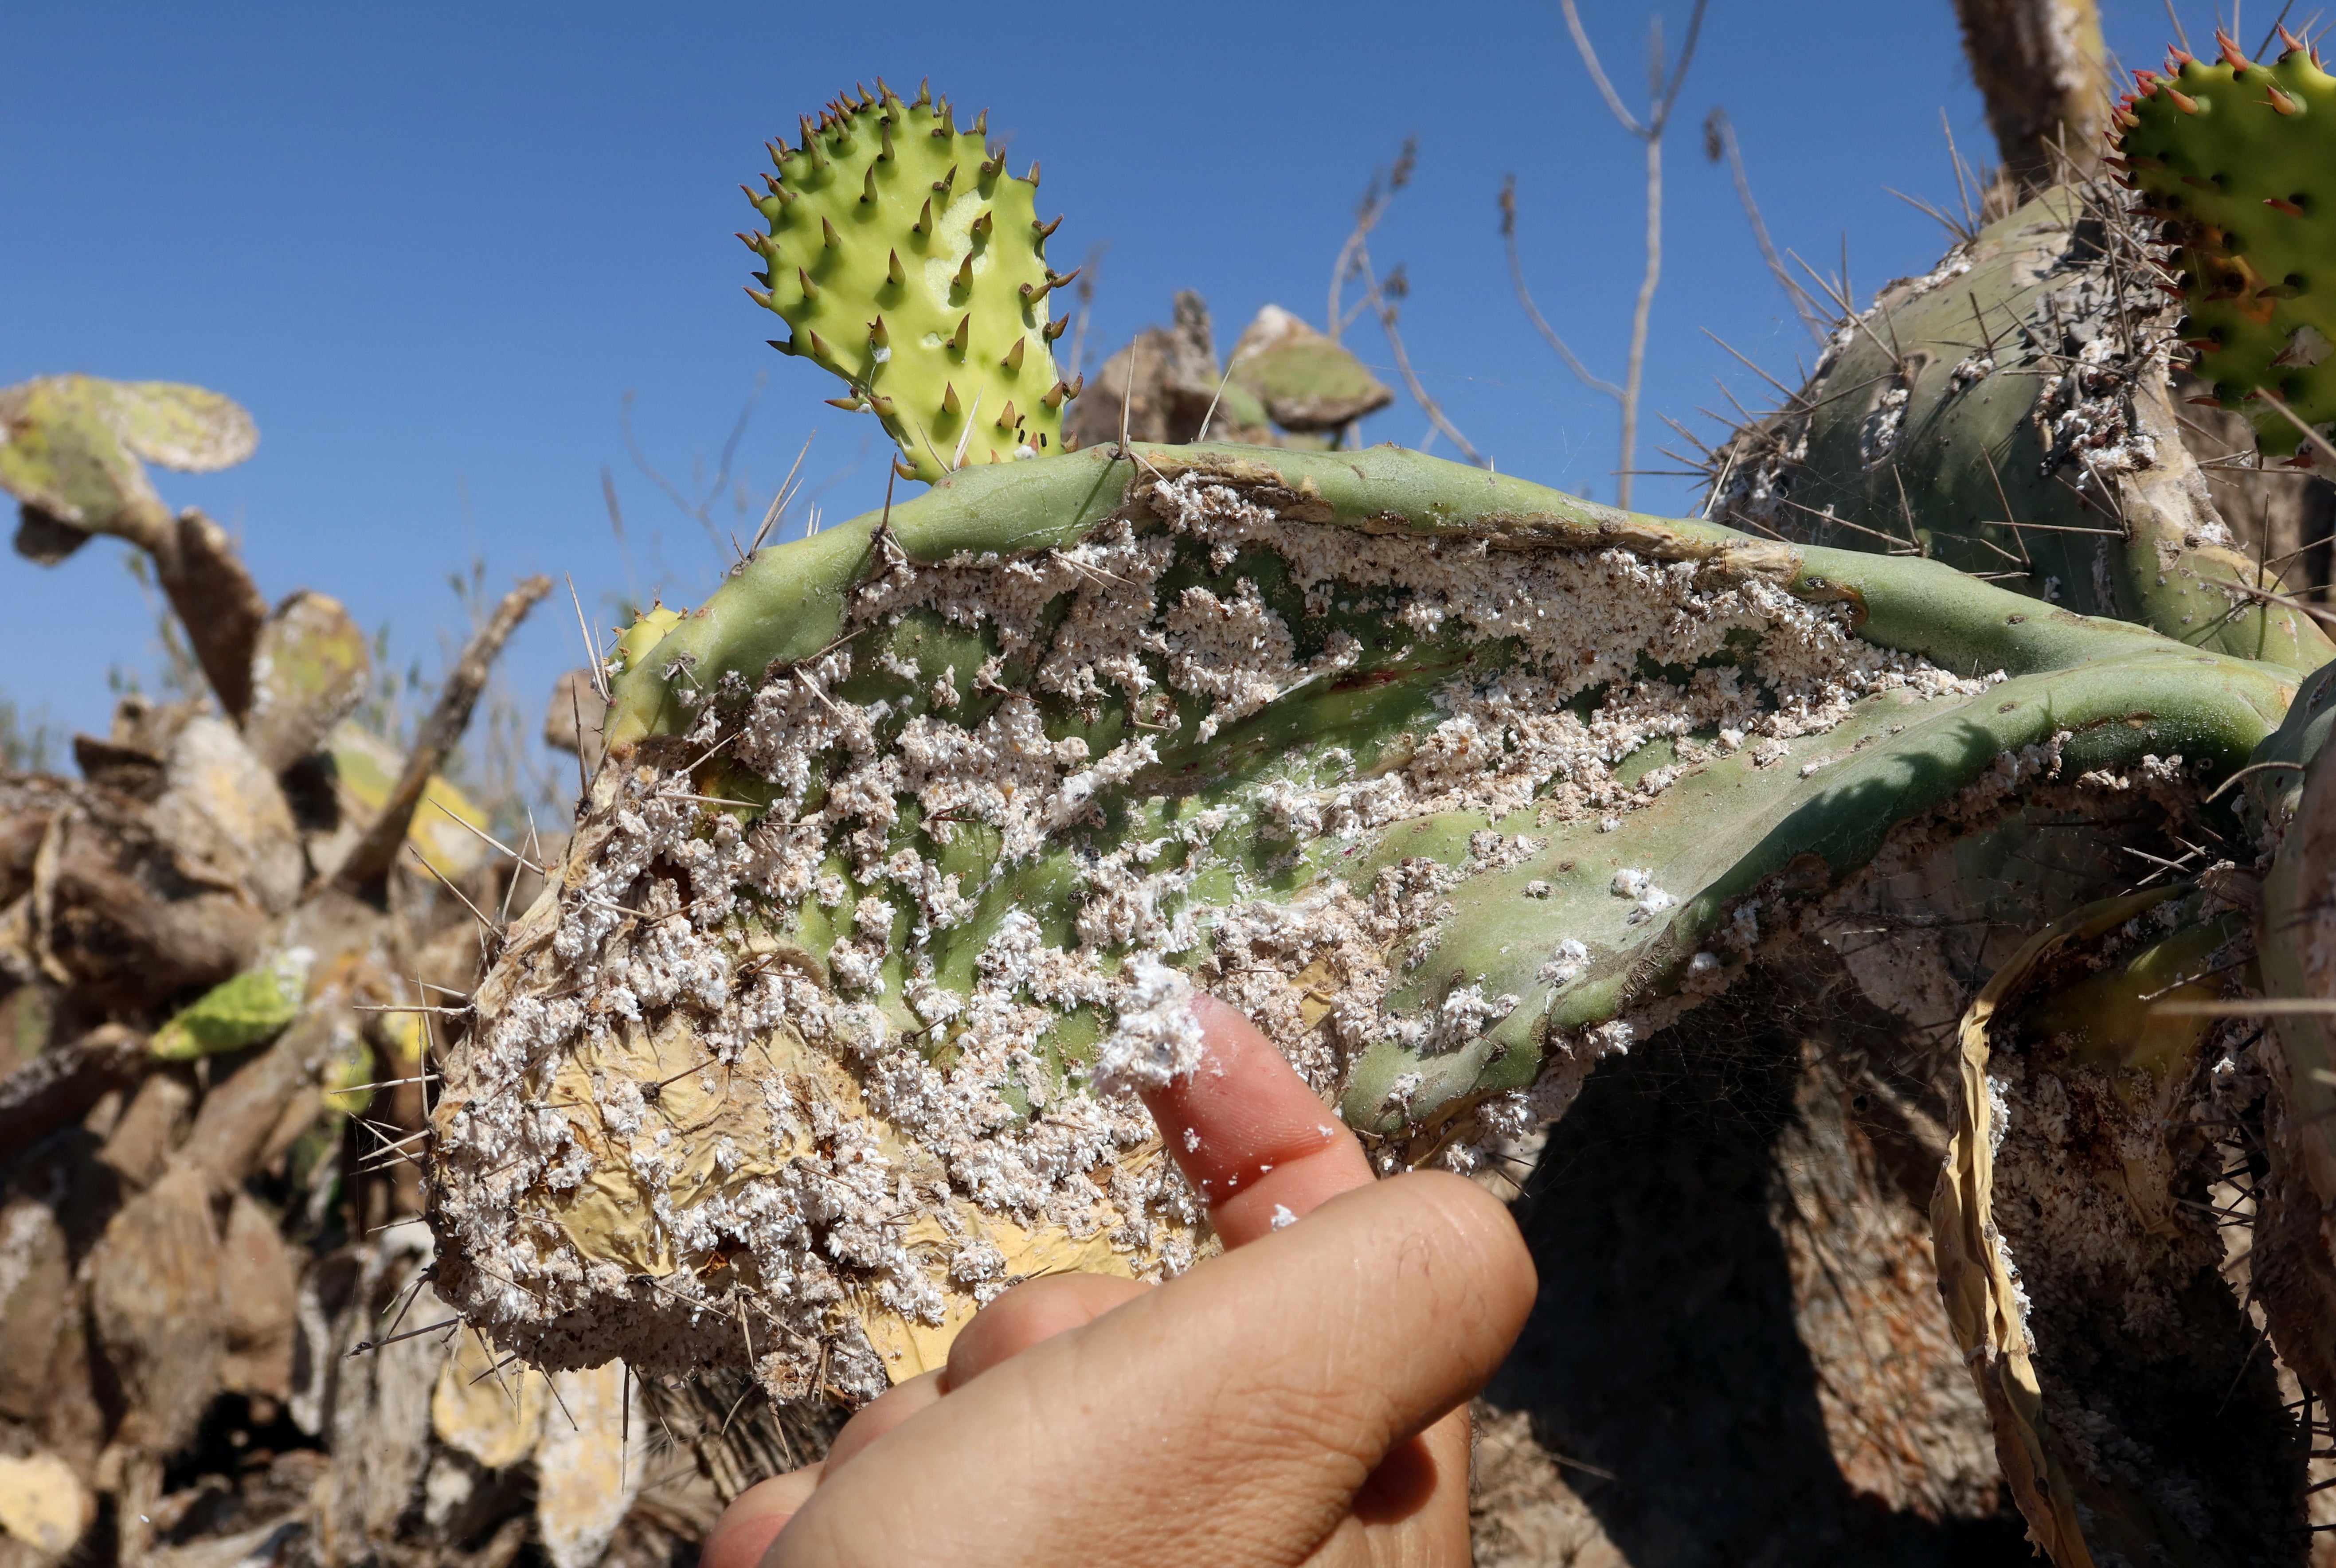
left=0, top=2, right=2211, bottom=769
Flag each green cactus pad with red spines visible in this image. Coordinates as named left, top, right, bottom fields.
left=744, top=81, right=1080, bottom=481
left=2114, top=30, right=2336, bottom=454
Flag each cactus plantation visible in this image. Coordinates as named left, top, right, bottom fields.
left=16, top=18, right=2336, bottom=1568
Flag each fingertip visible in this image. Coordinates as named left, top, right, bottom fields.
left=819, top=1370, right=942, bottom=1476
left=943, top=1273, right=1148, bottom=1391
left=1367, top=1170, right=1538, bottom=1341
left=701, top=1466, right=822, bottom=1568
left=1143, top=993, right=1374, bottom=1246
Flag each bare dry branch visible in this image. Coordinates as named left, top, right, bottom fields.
left=1704, top=109, right=1831, bottom=343
left=1362, top=259, right=1484, bottom=465
left=1500, top=177, right=1624, bottom=401
left=1327, top=139, right=1414, bottom=349
left=336, top=574, right=553, bottom=892
left=1544, top=0, right=1709, bottom=508
left=1068, top=240, right=1109, bottom=378
left=1950, top=0, right=2109, bottom=189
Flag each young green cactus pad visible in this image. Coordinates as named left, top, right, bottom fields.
left=2114, top=31, right=2336, bottom=452
left=429, top=443, right=2294, bottom=1402
left=1935, top=888, right=2302, bottom=1564
left=745, top=82, right=1078, bottom=481
left=151, top=947, right=313, bottom=1060
left=1704, top=184, right=2333, bottom=673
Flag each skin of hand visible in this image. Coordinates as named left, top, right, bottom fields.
left=699, top=993, right=1538, bottom=1568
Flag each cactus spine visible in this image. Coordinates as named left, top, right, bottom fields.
left=745, top=81, right=1080, bottom=481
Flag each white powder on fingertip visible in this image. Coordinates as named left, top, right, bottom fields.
left=1270, top=1204, right=1298, bottom=1231
left=1091, top=956, right=1206, bottom=1095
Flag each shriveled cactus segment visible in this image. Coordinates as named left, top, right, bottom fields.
left=433, top=446, right=2292, bottom=1401
left=1936, top=888, right=2301, bottom=1561
left=2250, top=666, right=2336, bottom=1409
left=2117, top=34, right=2336, bottom=450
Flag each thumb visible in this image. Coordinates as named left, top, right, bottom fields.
left=770, top=1168, right=1534, bottom=1567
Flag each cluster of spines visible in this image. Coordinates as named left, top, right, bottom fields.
left=738, top=79, right=1084, bottom=481
left=2111, top=27, right=2336, bottom=456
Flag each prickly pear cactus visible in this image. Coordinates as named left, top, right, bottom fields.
left=1226, top=309, right=1396, bottom=433
left=1704, top=184, right=2332, bottom=673
left=2115, top=30, right=2336, bottom=453
left=244, top=591, right=370, bottom=772
left=427, top=442, right=2295, bottom=1404
left=743, top=81, right=1079, bottom=480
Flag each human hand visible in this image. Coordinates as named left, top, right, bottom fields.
left=701, top=994, right=1536, bottom=1568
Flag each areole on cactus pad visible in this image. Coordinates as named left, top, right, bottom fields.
left=428, top=435, right=2297, bottom=1402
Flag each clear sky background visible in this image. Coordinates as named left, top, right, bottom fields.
left=0, top=1, right=2223, bottom=782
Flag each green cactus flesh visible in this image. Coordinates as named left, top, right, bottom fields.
left=745, top=82, right=1077, bottom=481
left=152, top=947, right=313, bottom=1061
left=429, top=444, right=2295, bottom=1399
left=609, top=602, right=685, bottom=681
left=1228, top=336, right=1396, bottom=433
left=1704, top=186, right=2333, bottom=673
left=2116, top=33, right=2336, bottom=452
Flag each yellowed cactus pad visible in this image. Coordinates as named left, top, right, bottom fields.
left=327, top=722, right=491, bottom=883
left=0, top=374, right=255, bottom=533
left=430, top=794, right=1202, bottom=1401
left=432, top=1331, right=547, bottom=1470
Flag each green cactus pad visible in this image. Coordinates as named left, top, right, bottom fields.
left=0, top=375, right=257, bottom=550
left=1705, top=186, right=2334, bottom=673
left=1228, top=336, right=1395, bottom=433
left=2116, top=32, right=2336, bottom=452
left=745, top=82, right=1077, bottom=481
left=152, top=947, right=313, bottom=1061
left=432, top=443, right=2295, bottom=1400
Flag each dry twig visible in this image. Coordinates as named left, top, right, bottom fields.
left=1702, top=108, right=1830, bottom=343
left=1328, top=141, right=1487, bottom=466
left=337, top=575, right=554, bottom=892
left=1505, top=0, right=1709, bottom=507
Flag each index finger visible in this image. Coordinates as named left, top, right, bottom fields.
left=1139, top=993, right=1374, bottom=1247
